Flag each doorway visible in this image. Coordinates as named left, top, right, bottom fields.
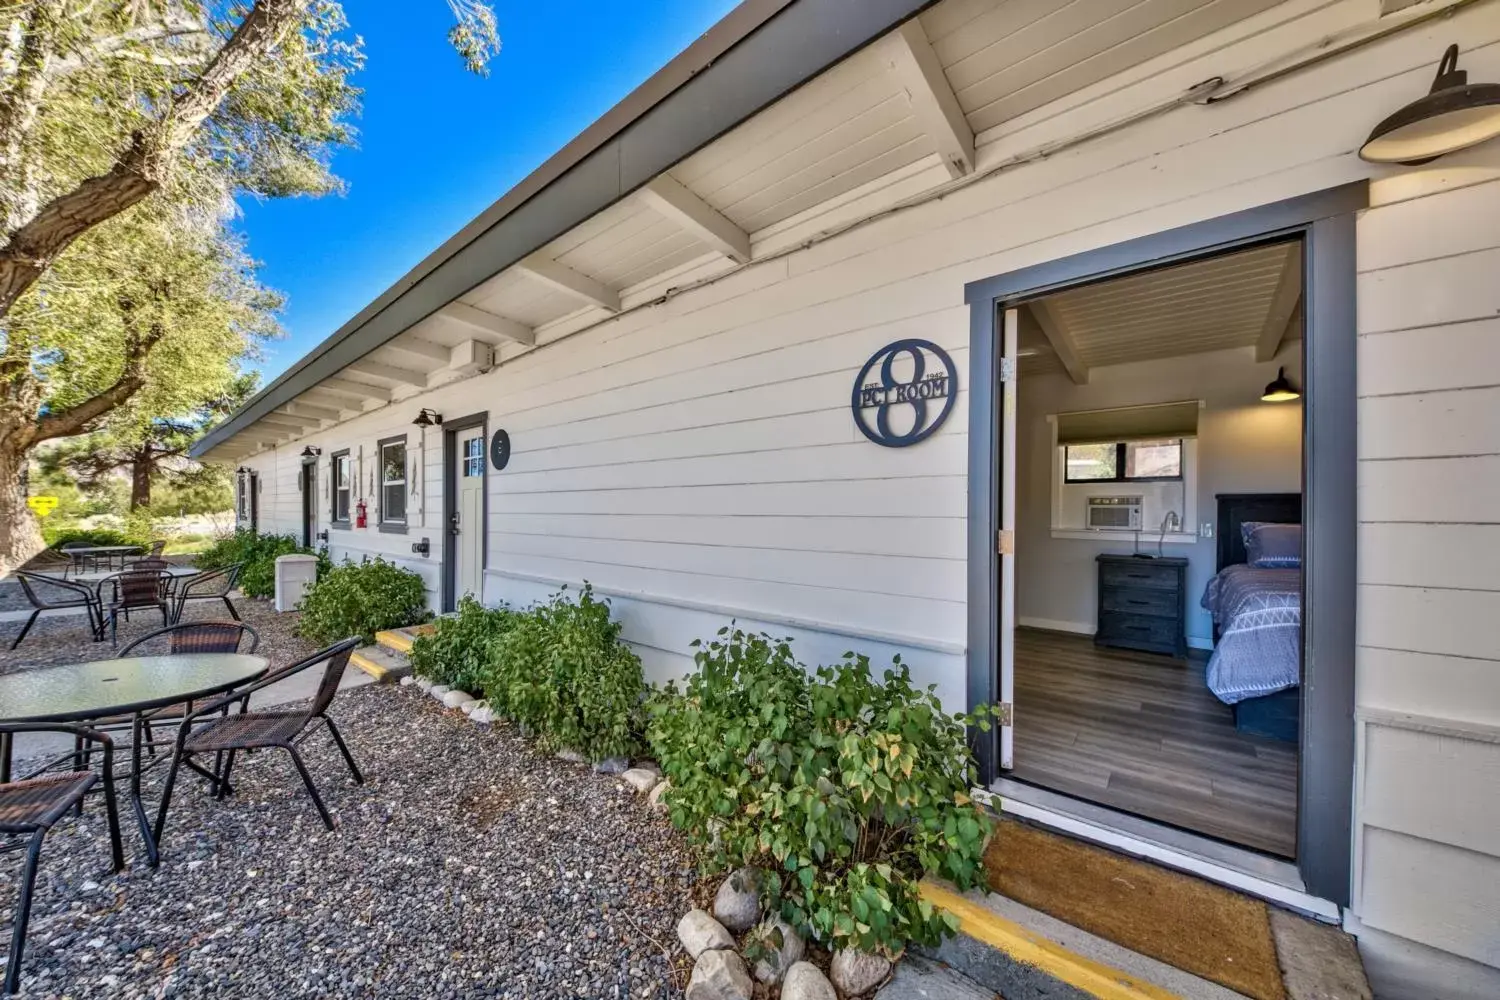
left=442, top=413, right=487, bottom=612
left=965, top=185, right=1361, bottom=905
left=300, top=459, right=317, bottom=548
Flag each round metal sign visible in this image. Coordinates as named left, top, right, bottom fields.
left=489, top=429, right=511, bottom=471
left=851, top=339, right=958, bottom=447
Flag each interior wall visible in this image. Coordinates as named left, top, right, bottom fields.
left=1016, top=346, right=1303, bottom=647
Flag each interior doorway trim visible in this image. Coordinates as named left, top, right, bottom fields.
left=963, top=182, right=1366, bottom=906
left=441, top=411, right=488, bottom=613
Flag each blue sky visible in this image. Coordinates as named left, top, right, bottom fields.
left=239, top=0, right=738, bottom=383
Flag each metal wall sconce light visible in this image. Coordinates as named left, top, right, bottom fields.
left=1360, top=45, right=1500, bottom=164
left=1261, top=367, right=1301, bottom=403
left=412, top=409, right=443, bottom=428
left=300, top=446, right=321, bottom=459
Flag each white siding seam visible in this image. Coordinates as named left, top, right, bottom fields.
left=1356, top=245, right=1500, bottom=275
left=491, top=474, right=969, bottom=495
left=488, top=529, right=963, bottom=562
left=1358, top=383, right=1500, bottom=400
left=1359, top=643, right=1500, bottom=665
left=1360, top=453, right=1500, bottom=463
left=1359, top=582, right=1500, bottom=595
left=1359, top=708, right=1500, bottom=744
left=482, top=567, right=965, bottom=655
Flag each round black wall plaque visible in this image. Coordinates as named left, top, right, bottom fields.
left=851, top=339, right=958, bottom=447
left=489, top=429, right=511, bottom=471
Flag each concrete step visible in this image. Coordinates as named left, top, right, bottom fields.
left=374, top=623, right=435, bottom=655
left=918, top=877, right=1370, bottom=1000
left=876, top=956, right=997, bottom=1000
left=350, top=643, right=411, bottom=684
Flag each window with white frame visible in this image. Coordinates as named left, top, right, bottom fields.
left=331, top=450, right=351, bottom=525
left=379, top=436, right=407, bottom=528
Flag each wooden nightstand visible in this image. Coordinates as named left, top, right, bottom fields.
left=1095, top=554, right=1189, bottom=658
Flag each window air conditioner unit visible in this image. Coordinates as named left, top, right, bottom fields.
left=1087, top=496, right=1143, bottom=531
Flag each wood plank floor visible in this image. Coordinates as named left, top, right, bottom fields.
left=1011, top=629, right=1299, bottom=858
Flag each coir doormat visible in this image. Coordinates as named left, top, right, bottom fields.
left=984, top=819, right=1285, bottom=1000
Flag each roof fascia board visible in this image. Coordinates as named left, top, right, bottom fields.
left=192, top=0, right=935, bottom=458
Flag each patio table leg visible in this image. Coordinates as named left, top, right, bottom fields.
left=0, top=731, right=10, bottom=784
left=129, top=713, right=161, bottom=868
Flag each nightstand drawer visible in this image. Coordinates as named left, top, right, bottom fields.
left=1097, top=612, right=1180, bottom=651
left=1100, top=587, right=1179, bottom=618
left=1099, top=561, right=1180, bottom=591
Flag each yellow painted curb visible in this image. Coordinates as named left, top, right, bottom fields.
left=918, top=881, right=1183, bottom=1000
left=374, top=627, right=425, bottom=654
left=349, top=650, right=392, bottom=682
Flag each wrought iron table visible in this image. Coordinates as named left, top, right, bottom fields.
left=0, top=654, right=269, bottom=865
left=62, top=544, right=144, bottom=574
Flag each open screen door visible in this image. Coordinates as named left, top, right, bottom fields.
left=999, top=307, right=1018, bottom=770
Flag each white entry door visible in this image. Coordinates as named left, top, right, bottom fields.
left=454, top=431, right=486, bottom=601
left=999, top=307, right=1019, bottom=770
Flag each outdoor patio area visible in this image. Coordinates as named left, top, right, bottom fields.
left=2, top=680, right=697, bottom=998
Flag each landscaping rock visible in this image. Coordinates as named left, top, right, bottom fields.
left=676, top=909, right=734, bottom=959
left=441, top=689, right=472, bottom=710
left=831, top=947, right=892, bottom=996
left=469, top=705, right=495, bottom=725
left=749, top=916, right=805, bottom=984
left=556, top=748, right=588, bottom=764
left=713, top=868, right=762, bottom=933
left=621, top=768, right=660, bottom=794
left=429, top=684, right=451, bottom=702
left=464, top=700, right=489, bottom=719
left=648, top=779, right=671, bottom=813
left=593, top=756, right=630, bottom=775
left=782, top=962, right=837, bottom=1000
left=413, top=677, right=433, bottom=692
left=686, top=949, right=753, bottom=1000
left=399, top=676, right=415, bottom=687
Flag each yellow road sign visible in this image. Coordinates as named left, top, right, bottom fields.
left=26, top=496, right=59, bottom=517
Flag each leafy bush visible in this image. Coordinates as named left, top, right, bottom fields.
left=478, top=585, right=643, bottom=760
left=196, top=529, right=315, bottom=599
left=42, top=526, right=136, bottom=548
left=297, top=557, right=431, bottom=644
left=646, top=627, right=999, bottom=958
left=409, top=596, right=514, bottom=693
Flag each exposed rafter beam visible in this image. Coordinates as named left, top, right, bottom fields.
left=515, top=254, right=621, bottom=313
left=1256, top=244, right=1303, bottom=362
left=381, top=337, right=451, bottom=366
left=637, top=175, right=751, bottom=263
left=438, top=302, right=536, bottom=345
left=888, top=19, right=974, bottom=179
left=256, top=414, right=318, bottom=432
left=282, top=402, right=342, bottom=422
left=300, top=389, right=364, bottom=413
left=345, top=359, right=429, bottom=386
left=1027, top=301, right=1088, bottom=386
left=314, top=378, right=393, bottom=403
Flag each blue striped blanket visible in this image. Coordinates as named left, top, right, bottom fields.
left=1201, top=564, right=1301, bottom=705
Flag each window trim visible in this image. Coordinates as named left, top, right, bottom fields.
left=330, top=449, right=353, bottom=529
left=1062, top=439, right=1183, bottom=484
left=377, top=434, right=409, bottom=534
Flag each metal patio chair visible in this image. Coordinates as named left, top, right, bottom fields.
left=10, top=571, right=103, bottom=649
left=170, top=563, right=243, bottom=623
left=146, top=540, right=167, bottom=559
left=0, top=723, right=124, bottom=996
left=24, top=547, right=75, bottom=579
left=96, top=568, right=172, bottom=647
left=117, top=621, right=262, bottom=750
left=154, top=637, right=363, bottom=845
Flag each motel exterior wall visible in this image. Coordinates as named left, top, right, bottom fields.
left=234, top=1, right=1500, bottom=990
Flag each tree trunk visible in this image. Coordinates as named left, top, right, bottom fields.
left=0, top=440, right=42, bottom=575
left=130, top=448, right=152, bottom=509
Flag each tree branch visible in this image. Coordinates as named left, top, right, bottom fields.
left=0, top=0, right=310, bottom=318
left=0, top=0, right=65, bottom=233
left=33, top=294, right=165, bottom=442
left=46, top=21, right=214, bottom=79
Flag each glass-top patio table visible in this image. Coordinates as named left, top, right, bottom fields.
left=0, top=654, right=268, bottom=865
left=61, top=545, right=144, bottom=574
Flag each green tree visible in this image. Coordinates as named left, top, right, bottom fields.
left=0, top=1, right=499, bottom=569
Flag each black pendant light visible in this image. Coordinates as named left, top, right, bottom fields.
left=1262, top=367, right=1300, bottom=403
left=1360, top=45, right=1500, bottom=165
left=412, top=408, right=443, bottom=428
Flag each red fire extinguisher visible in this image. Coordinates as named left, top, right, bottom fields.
left=355, top=499, right=368, bottom=528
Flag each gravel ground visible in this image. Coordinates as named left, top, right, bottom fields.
left=0, top=594, right=319, bottom=675
left=3, top=686, right=699, bottom=999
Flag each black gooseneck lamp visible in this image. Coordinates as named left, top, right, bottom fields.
left=1360, top=45, right=1500, bottom=165
left=412, top=408, right=443, bottom=428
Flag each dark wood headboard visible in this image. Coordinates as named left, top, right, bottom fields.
left=1217, top=493, right=1302, bottom=571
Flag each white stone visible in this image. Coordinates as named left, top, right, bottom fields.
left=593, top=756, right=629, bottom=775
left=456, top=698, right=480, bottom=713
left=620, top=768, right=660, bottom=794
left=713, top=868, right=761, bottom=934
left=830, top=948, right=892, bottom=996
left=441, top=689, right=472, bottom=709
left=399, top=676, right=415, bottom=687
left=413, top=677, right=433, bottom=692
left=648, top=779, right=671, bottom=813
left=685, top=949, right=752, bottom=1000
left=556, top=748, right=588, bottom=764
left=781, top=962, right=837, bottom=1000
left=750, top=916, right=805, bottom=984
left=465, top=700, right=490, bottom=719
left=676, top=909, right=734, bottom=959
left=429, top=684, right=451, bottom=702
left=470, top=706, right=495, bottom=725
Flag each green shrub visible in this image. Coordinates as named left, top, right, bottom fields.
left=297, top=556, right=431, bottom=644
left=646, top=627, right=1000, bottom=958
left=196, top=529, right=315, bottom=599
left=409, top=596, right=514, bottom=692
left=478, top=585, right=643, bottom=760
left=42, top=526, right=135, bottom=548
